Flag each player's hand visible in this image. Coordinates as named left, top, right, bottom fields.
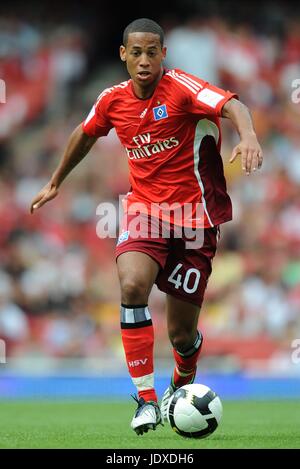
left=229, top=133, right=263, bottom=175
left=30, top=182, right=59, bottom=213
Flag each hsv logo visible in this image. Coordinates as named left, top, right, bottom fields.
left=117, top=230, right=130, bottom=245
left=128, top=358, right=148, bottom=367
left=153, top=104, right=168, bottom=121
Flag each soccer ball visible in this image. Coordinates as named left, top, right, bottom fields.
left=167, top=383, right=223, bottom=438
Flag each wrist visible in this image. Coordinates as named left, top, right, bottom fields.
left=239, top=129, right=256, bottom=139
left=50, top=175, right=61, bottom=189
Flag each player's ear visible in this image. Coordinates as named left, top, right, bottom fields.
left=162, top=46, right=167, bottom=60
left=120, top=45, right=126, bottom=62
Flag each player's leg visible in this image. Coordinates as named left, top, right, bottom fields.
left=118, top=251, right=159, bottom=305
left=166, top=295, right=203, bottom=389
left=117, top=251, right=162, bottom=434
left=160, top=296, right=203, bottom=421
left=157, top=226, right=219, bottom=421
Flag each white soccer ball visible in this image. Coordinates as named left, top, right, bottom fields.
left=167, top=383, right=223, bottom=438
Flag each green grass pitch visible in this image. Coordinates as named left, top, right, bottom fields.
left=0, top=400, right=299, bottom=449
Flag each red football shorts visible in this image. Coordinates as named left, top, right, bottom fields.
left=115, top=214, right=219, bottom=307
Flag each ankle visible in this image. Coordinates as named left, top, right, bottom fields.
left=138, top=388, right=158, bottom=403
left=172, top=367, right=196, bottom=389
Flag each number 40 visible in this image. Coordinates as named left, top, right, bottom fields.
left=168, top=263, right=201, bottom=294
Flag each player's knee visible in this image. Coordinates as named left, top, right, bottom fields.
left=120, top=278, right=150, bottom=304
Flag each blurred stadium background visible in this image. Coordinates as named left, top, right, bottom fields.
left=0, top=0, right=300, bottom=402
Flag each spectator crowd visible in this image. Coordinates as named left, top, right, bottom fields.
left=0, top=6, right=299, bottom=372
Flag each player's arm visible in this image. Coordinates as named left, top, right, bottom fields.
left=222, top=98, right=263, bottom=175
left=30, top=124, right=97, bottom=213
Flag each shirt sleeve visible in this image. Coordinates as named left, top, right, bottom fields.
left=82, top=90, right=113, bottom=138
left=177, top=71, right=238, bottom=117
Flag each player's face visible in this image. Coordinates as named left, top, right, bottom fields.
left=120, top=32, right=166, bottom=94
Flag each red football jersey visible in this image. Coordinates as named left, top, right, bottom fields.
left=82, top=68, right=237, bottom=228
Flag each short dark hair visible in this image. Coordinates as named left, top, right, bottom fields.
left=123, top=18, right=164, bottom=47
